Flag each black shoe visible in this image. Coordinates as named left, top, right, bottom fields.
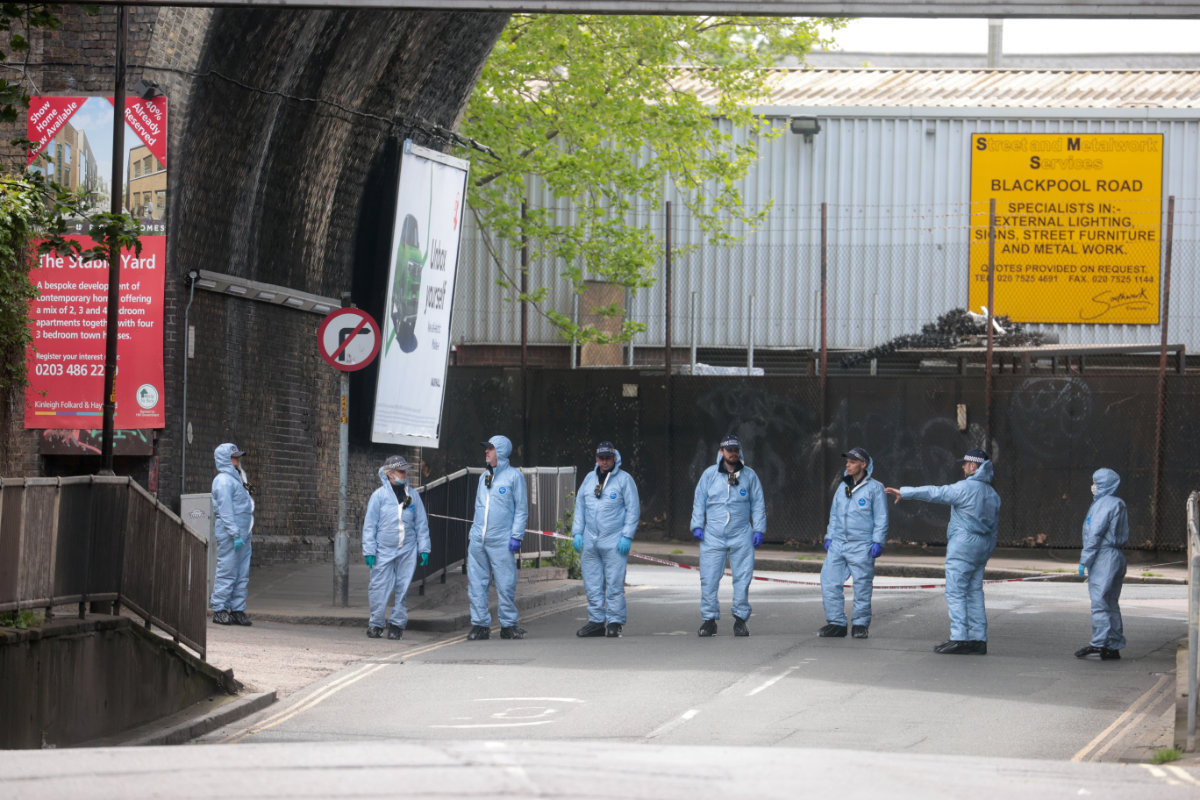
left=367, top=626, right=383, bottom=638
left=386, top=624, right=404, bottom=640
left=212, top=610, right=233, bottom=625
left=733, top=617, right=750, bottom=637
left=230, top=611, right=253, bottom=627
left=938, top=640, right=983, bottom=655
left=966, top=640, right=987, bottom=655
left=606, top=623, right=623, bottom=638
left=818, top=623, right=848, bottom=638
left=933, top=640, right=958, bottom=653
left=466, top=625, right=490, bottom=640
left=1074, top=645, right=1101, bottom=658
left=500, top=626, right=526, bottom=640
left=851, top=625, right=869, bottom=639
left=576, top=621, right=606, bottom=638
left=1100, top=648, right=1121, bottom=660
left=698, top=619, right=717, bottom=637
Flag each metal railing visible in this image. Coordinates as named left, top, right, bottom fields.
left=413, top=466, right=576, bottom=593
left=0, top=476, right=207, bottom=658
left=1187, top=491, right=1199, bottom=750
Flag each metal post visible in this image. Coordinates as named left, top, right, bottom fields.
left=747, top=295, right=755, bottom=372
left=100, top=5, right=127, bottom=474
left=690, top=291, right=698, bottom=369
left=985, top=199, right=997, bottom=444
left=1189, top=552, right=1198, bottom=751
left=333, top=293, right=351, bottom=607
left=820, top=202, right=828, bottom=393
left=627, top=288, right=635, bottom=367
left=570, top=294, right=578, bottom=369
left=520, top=200, right=528, bottom=371
left=180, top=272, right=197, bottom=497
left=870, top=292, right=878, bottom=376
left=664, top=201, right=673, bottom=537
left=1152, top=197, right=1175, bottom=544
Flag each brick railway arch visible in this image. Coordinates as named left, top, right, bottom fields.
left=10, top=1, right=1194, bottom=554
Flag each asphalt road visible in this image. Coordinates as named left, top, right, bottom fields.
left=200, top=566, right=1184, bottom=762
left=3, top=566, right=1195, bottom=799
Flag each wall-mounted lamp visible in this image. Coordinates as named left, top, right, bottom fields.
left=191, top=269, right=340, bottom=316
left=789, top=116, right=822, bottom=143
left=130, top=78, right=163, bottom=100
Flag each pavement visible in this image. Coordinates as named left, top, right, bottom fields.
left=243, top=540, right=1187, bottom=632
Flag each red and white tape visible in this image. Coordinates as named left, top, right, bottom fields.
left=423, top=512, right=1165, bottom=591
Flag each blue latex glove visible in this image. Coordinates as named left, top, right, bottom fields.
left=1078, top=563, right=1086, bottom=578
left=617, top=536, right=633, bottom=556
left=823, top=539, right=831, bottom=552
left=869, top=542, right=883, bottom=559
left=508, top=537, right=523, bottom=553
left=692, top=527, right=704, bottom=542
left=752, top=531, right=764, bottom=548
left=364, top=555, right=376, bottom=569
left=419, top=552, right=429, bottom=567
left=234, top=537, right=244, bottom=552
left=573, top=533, right=584, bottom=553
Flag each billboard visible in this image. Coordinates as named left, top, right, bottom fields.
left=969, top=133, right=1163, bottom=325
left=371, top=140, right=469, bottom=448
left=24, top=95, right=168, bottom=429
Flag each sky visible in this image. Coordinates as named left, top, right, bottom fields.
left=829, top=18, right=1200, bottom=54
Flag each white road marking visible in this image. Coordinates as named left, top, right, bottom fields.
left=430, top=720, right=555, bottom=729
left=747, top=665, right=804, bottom=697
left=645, top=708, right=700, bottom=740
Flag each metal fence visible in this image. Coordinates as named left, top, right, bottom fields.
left=1187, top=491, right=1199, bottom=751
left=413, top=466, right=576, bottom=592
left=0, top=476, right=208, bottom=658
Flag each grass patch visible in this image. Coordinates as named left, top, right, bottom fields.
left=1152, top=747, right=1181, bottom=764
left=1141, top=572, right=1163, bottom=578
left=0, top=610, right=43, bottom=629
left=795, top=555, right=821, bottom=561
left=671, top=549, right=683, bottom=555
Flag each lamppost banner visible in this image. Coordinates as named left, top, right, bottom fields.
left=24, top=95, right=168, bottom=430
left=371, top=140, right=469, bottom=448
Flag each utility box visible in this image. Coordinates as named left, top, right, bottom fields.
left=181, top=493, right=214, bottom=602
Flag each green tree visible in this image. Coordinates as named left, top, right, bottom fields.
left=460, top=14, right=843, bottom=344
left=0, top=4, right=141, bottom=403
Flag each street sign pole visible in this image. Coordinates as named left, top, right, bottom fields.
left=335, top=367, right=349, bottom=607
left=317, top=301, right=381, bottom=608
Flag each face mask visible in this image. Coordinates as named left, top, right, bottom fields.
left=1090, top=484, right=1098, bottom=497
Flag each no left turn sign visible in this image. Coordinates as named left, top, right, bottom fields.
left=318, top=308, right=380, bottom=371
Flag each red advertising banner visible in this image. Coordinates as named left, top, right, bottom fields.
left=25, top=236, right=166, bottom=428
left=24, top=95, right=168, bottom=430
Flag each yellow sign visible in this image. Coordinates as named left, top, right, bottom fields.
left=969, top=133, right=1163, bottom=325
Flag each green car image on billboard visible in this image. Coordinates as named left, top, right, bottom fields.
left=388, top=213, right=424, bottom=355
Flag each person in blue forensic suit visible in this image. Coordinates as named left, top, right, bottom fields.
left=466, top=435, right=529, bottom=641
left=885, top=448, right=1000, bottom=655
left=572, top=441, right=641, bottom=639
left=1075, top=468, right=1129, bottom=661
left=819, top=447, right=889, bottom=640
left=362, top=454, right=431, bottom=640
left=690, top=434, right=767, bottom=637
left=210, top=442, right=255, bottom=626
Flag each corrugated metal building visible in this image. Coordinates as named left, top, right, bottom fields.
left=453, top=69, right=1200, bottom=357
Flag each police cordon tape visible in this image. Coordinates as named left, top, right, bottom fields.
left=426, top=512, right=1185, bottom=591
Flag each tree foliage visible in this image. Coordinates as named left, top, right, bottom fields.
left=460, top=14, right=843, bottom=343
left=0, top=3, right=140, bottom=400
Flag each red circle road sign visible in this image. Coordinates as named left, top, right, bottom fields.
left=317, top=308, right=380, bottom=371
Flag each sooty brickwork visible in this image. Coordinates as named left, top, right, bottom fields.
left=1, top=8, right=508, bottom=562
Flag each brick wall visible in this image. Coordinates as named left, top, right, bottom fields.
left=0, top=7, right=510, bottom=563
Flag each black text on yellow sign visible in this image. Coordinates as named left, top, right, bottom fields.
left=969, top=133, right=1163, bottom=325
